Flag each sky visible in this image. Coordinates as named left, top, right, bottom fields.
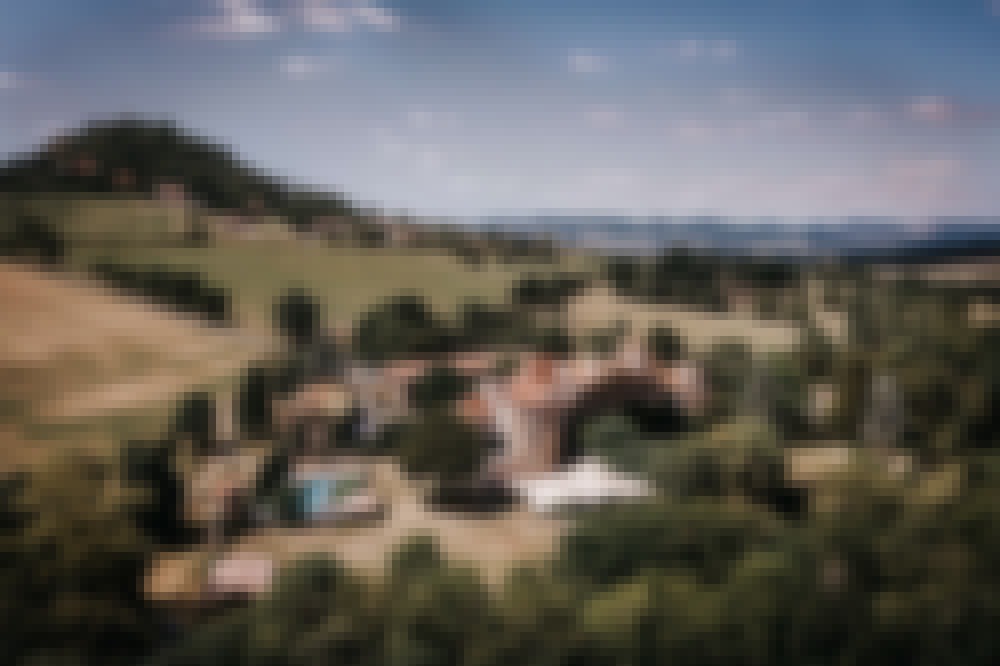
left=1, top=0, right=999, bottom=219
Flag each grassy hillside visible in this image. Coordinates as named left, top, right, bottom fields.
left=0, top=262, right=276, bottom=464
left=67, top=237, right=545, bottom=329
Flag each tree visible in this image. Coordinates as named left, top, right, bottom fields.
left=274, top=285, right=323, bottom=348
left=119, top=438, right=193, bottom=547
left=0, top=451, right=159, bottom=665
left=3, top=213, right=68, bottom=266
left=577, top=411, right=648, bottom=474
left=529, top=326, right=576, bottom=359
left=236, top=358, right=306, bottom=441
left=393, top=407, right=499, bottom=487
left=352, top=292, right=454, bottom=363
left=602, top=255, right=642, bottom=296
left=381, top=535, right=500, bottom=666
left=408, top=364, right=475, bottom=412
left=456, top=298, right=517, bottom=350
left=557, top=498, right=780, bottom=588
left=647, top=326, right=686, bottom=363
left=702, top=337, right=754, bottom=421
left=169, top=391, right=216, bottom=456
left=583, top=321, right=629, bottom=359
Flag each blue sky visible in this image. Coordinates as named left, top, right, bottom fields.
left=1, top=0, right=999, bottom=218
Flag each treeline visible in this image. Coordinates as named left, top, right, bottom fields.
left=602, top=246, right=804, bottom=314
left=89, top=260, right=232, bottom=324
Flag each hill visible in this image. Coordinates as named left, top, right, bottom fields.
left=0, top=114, right=358, bottom=229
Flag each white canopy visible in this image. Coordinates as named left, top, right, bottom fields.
left=513, top=457, right=653, bottom=512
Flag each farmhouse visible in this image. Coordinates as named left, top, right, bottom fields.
left=152, top=330, right=707, bottom=620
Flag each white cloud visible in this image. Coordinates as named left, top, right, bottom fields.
left=567, top=49, right=609, bottom=74
left=181, top=0, right=399, bottom=39
left=299, top=0, right=399, bottom=34
left=583, top=105, right=625, bottom=129
left=353, top=3, right=399, bottom=31
left=299, top=0, right=351, bottom=32
left=188, top=0, right=282, bottom=38
left=279, top=54, right=334, bottom=80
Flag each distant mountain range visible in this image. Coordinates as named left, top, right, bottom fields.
left=463, top=215, right=1000, bottom=263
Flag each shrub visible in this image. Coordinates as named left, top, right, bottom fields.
left=557, top=498, right=780, bottom=587
left=273, top=285, right=322, bottom=348
left=408, top=364, right=475, bottom=412
left=169, top=391, right=216, bottom=456
left=3, top=214, right=68, bottom=266
left=647, top=326, right=686, bottom=363
left=390, top=407, right=499, bottom=486
left=352, top=292, right=455, bottom=363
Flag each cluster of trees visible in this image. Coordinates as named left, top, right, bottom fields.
left=510, top=272, right=589, bottom=312
left=1, top=213, right=68, bottom=266
left=350, top=287, right=582, bottom=363
left=0, top=453, right=164, bottom=666
left=89, top=260, right=232, bottom=324
left=140, top=445, right=1000, bottom=666
left=602, top=248, right=806, bottom=317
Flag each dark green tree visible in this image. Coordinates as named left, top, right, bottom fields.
left=648, top=325, right=687, bottom=363
left=274, top=285, right=323, bottom=348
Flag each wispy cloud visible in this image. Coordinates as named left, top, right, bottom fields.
left=186, top=0, right=283, bottom=38
left=906, top=96, right=958, bottom=124
left=903, top=94, right=1000, bottom=129
left=668, top=38, right=742, bottom=62
left=300, top=0, right=400, bottom=33
left=567, top=49, right=609, bottom=74
left=181, top=0, right=399, bottom=39
left=279, top=54, right=335, bottom=80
